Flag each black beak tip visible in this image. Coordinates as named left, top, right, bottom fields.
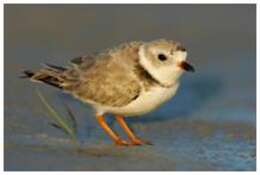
left=180, top=61, right=195, bottom=73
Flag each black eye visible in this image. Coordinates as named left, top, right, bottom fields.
left=158, top=54, right=167, bottom=61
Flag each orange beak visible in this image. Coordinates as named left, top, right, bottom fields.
left=178, top=61, right=195, bottom=72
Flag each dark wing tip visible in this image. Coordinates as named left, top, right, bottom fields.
left=19, top=70, right=34, bottom=78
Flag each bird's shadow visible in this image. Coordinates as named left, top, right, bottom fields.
left=127, top=74, right=223, bottom=124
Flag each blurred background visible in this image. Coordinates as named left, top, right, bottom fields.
left=4, top=4, right=256, bottom=171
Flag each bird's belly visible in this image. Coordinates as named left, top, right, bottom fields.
left=102, top=83, right=179, bottom=116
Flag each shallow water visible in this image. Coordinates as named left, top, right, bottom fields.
left=4, top=4, right=256, bottom=171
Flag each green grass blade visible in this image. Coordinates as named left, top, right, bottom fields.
left=35, top=89, right=77, bottom=143
left=63, top=102, right=77, bottom=133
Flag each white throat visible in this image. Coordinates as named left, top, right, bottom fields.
left=138, top=45, right=181, bottom=87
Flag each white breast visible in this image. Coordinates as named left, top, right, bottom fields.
left=96, top=83, right=179, bottom=116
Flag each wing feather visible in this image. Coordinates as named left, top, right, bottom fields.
left=69, top=43, right=142, bottom=107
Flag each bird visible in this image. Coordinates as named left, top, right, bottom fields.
left=22, top=39, right=195, bottom=146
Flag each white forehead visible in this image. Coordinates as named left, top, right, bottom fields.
left=174, top=51, right=187, bottom=62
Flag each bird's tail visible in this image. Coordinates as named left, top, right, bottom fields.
left=21, top=64, right=67, bottom=89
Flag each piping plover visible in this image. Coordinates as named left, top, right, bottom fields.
left=23, top=39, right=195, bottom=146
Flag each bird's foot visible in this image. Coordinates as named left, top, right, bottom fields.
left=131, top=138, right=153, bottom=146
left=114, top=139, right=132, bottom=146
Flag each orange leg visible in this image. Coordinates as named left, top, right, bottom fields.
left=96, top=114, right=130, bottom=146
left=115, top=115, right=152, bottom=145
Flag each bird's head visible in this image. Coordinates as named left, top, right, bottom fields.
left=139, top=39, right=194, bottom=87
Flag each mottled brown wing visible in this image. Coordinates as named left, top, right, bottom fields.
left=71, top=55, right=141, bottom=107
